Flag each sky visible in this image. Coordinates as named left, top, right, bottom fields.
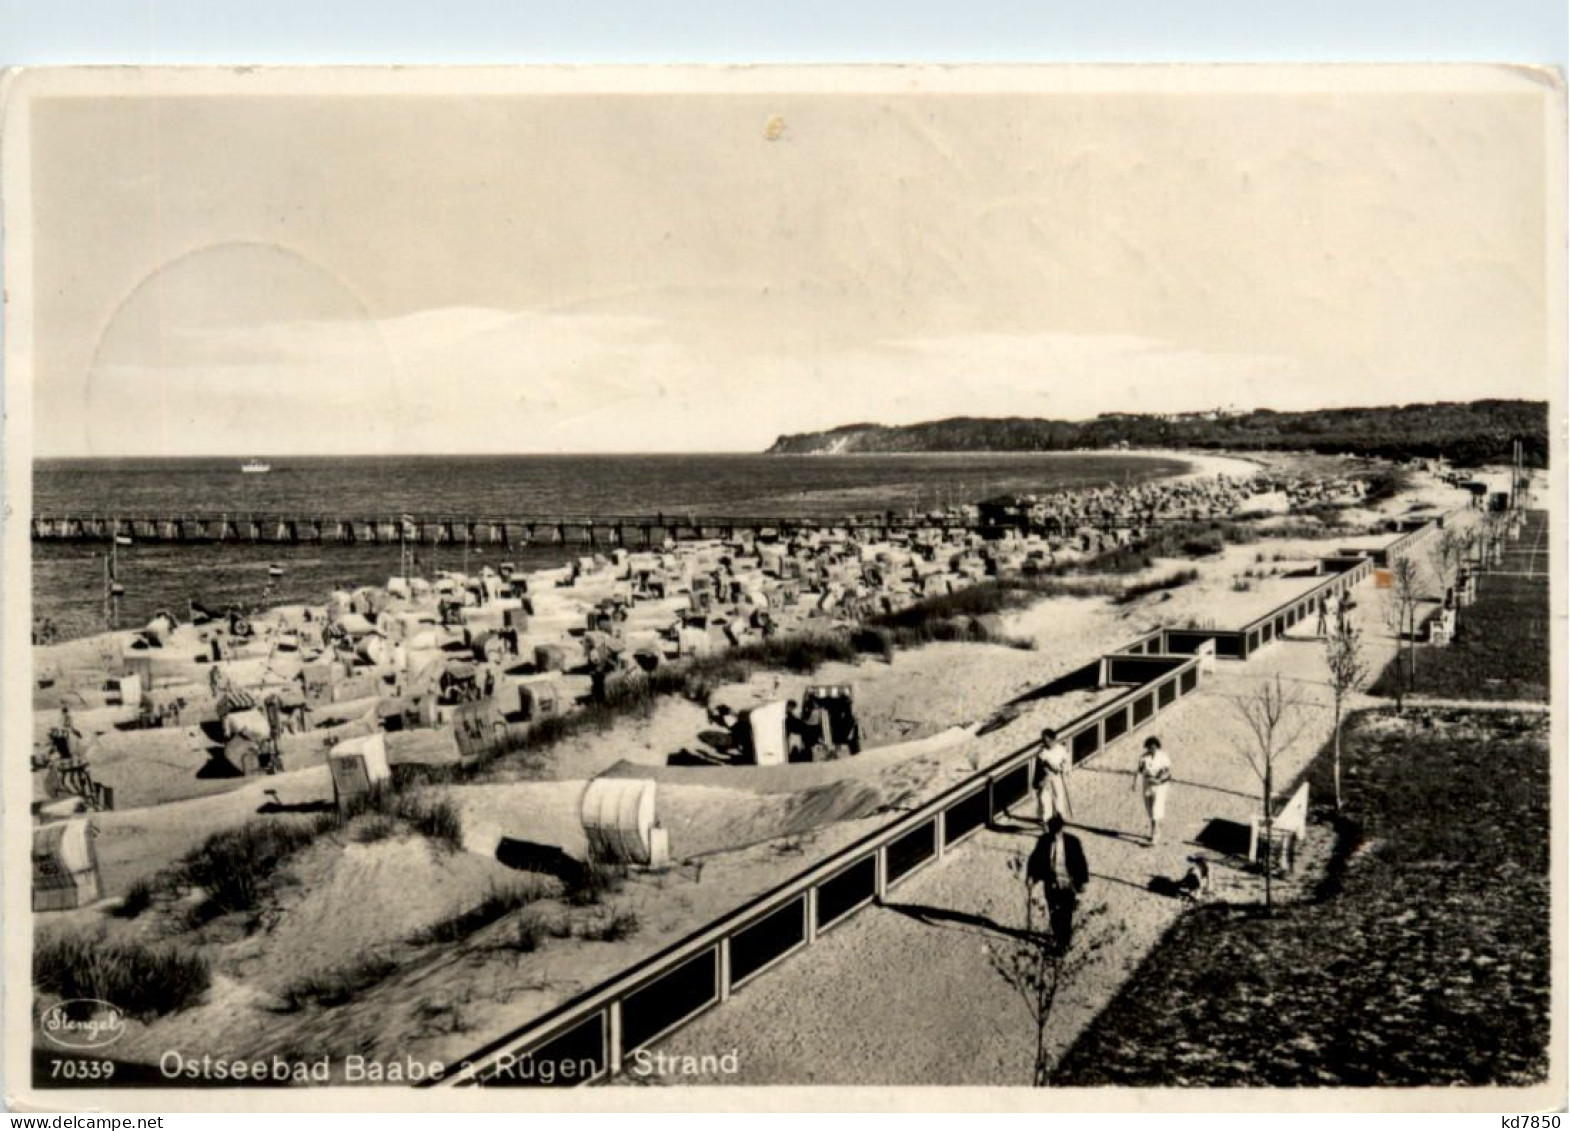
left=1, top=0, right=1564, bottom=67
left=19, top=69, right=1561, bottom=456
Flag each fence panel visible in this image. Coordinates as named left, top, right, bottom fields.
left=1132, top=693, right=1154, bottom=726
left=886, top=820, right=938, bottom=886
left=991, top=763, right=1031, bottom=814
left=942, top=787, right=990, bottom=846
left=815, top=857, right=878, bottom=932
left=620, top=949, right=720, bottom=1058
left=728, top=898, right=808, bottom=988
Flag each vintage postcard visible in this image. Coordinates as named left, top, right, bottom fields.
left=2, top=65, right=1565, bottom=1114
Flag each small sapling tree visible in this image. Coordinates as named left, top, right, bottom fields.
left=1230, top=672, right=1310, bottom=914
left=1324, top=617, right=1368, bottom=812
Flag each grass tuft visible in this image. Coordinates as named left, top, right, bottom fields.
left=109, top=876, right=155, bottom=920
left=1115, top=569, right=1200, bottom=604
left=579, top=906, right=640, bottom=942
left=35, top=931, right=210, bottom=1020
left=176, top=820, right=320, bottom=919
left=564, top=856, right=627, bottom=907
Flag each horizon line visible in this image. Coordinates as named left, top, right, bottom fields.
left=30, top=446, right=1241, bottom=460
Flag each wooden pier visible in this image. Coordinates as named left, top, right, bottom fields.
left=29, top=511, right=990, bottom=549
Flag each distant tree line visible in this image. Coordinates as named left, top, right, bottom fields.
left=767, top=399, right=1548, bottom=467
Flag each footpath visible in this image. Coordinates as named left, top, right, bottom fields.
left=635, top=576, right=1404, bottom=1086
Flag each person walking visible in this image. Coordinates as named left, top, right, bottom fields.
left=1315, top=593, right=1329, bottom=637
left=1134, top=736, right=1173, bottom=846
left=1033, top=727, right=1073, bottom=825
left=1027, top=815, right=1090, bottom=952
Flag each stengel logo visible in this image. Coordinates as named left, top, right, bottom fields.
left=40, top=999, right=127, bottom=1049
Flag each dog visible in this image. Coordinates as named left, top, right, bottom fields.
left=1177, top=856, right=1211, bottom=902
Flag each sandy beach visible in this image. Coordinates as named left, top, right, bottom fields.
left=26, top=454, right=1502, bottom=1079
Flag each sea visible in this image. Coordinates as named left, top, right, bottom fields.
left=31, top=452, right=1190, bottom=641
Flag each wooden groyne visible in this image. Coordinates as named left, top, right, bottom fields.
left=30, top=512, right=990, bottom=548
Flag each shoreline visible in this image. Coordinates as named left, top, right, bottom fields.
left=30, top=448, right=1243, bottom=645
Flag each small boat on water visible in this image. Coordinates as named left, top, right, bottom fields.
left=268, top=564, right=285, bottom=577
left=241, top=458, right=271, bottom=474
left=114, top=535, right=133, bottom=546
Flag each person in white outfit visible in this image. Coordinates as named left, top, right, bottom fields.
left=1134, top=735, right=1173, bottom=846
left=1034, top=727, right=1073, bottom=825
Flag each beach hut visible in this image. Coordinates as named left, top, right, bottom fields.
left=515, top=675, right=565, bottom=722
left=115, top=673, right=143, bottom=708
left=334, top=613, right=376, bottom=639
left=354, top=633, right=389, bottom=666
left=354, top=587, right=388, bottom=618
left=803, top=684, right=862, bottom=755
left=223, top=707, right=271, bottom=742
left=534, top=644, right=569, bottom=673
left=300, top=660, right=341, bottom=706
left=580, top=778, right=658, bottom=866
left=674, top=625, right=711, bottom=658
left=471, top=630, right=508, bottom=665
left=742, top=700, right=789, bottom=766
left=328, top=733, right=391, bottom=812
left=32, top=819, right=101, bottom=912
left=386, top=725, right=464, bottom=769
left=453, top=698, right=507, bottom=762
left=265, top=686, right=310, bottom=732
left=120, top=652, right=154, bottom=693
left=385, top=611, right=428, bottom=643
left=438, top=659, right=481, bottom=703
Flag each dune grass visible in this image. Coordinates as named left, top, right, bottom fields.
left=35, top=931, right=210, bottom=1021
left=176, top=819, right=325, bottom=920
left=1113, top=569, right=1201, bottom=604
